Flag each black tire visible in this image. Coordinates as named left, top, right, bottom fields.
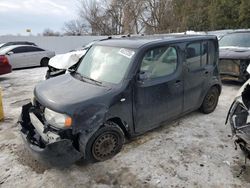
left=200, top=86, right=219, bottom=114
left=83, top=122, right=124, bottom=162
left=40, top=58, right=49, bottom=67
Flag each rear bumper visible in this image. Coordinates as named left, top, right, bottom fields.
left=0, top=64, right=11, bottom=75
left=18, top=103, right=82, bottom=166
left=219, top=59, right=248, bottom=81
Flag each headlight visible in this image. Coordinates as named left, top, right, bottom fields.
left=44, top=108, right=72, bottom=129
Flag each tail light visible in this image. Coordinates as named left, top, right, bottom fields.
left=0, top=55, right=9, bottom=65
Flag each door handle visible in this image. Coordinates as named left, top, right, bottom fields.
left=175, top=80, right=181, bottom=86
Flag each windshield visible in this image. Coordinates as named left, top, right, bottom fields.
left=219, top=32, right=250, bottom=48
left=76, top=45, right=135, bottom=84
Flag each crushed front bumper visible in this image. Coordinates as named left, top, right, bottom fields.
left=18, top=103, right=83, bottom=166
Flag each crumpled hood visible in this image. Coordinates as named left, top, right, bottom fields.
left=48, top=50, right=86, bottom=70
left=219, top=47, right=250, bottom=60
left=34, top=74, right=111, bottom=114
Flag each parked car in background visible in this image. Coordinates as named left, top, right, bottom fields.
left=0, top=41, right=36, bottom=49
left=218, top=31, right=250, bottom=82
left=19, top=35, right=221, bottom=166
left=0, top=55, right=12, bottom=75
left=0, top=45, right=55, bottom=69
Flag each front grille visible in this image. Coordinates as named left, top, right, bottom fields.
left=219, top=59, right=240, bottom=76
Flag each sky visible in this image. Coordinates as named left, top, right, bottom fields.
left=0, top=0, right=78, bottom=36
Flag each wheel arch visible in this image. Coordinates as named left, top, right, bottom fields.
left=106, top=117, right=130, bottom=138
left=212, top=84, right=222, bottom=95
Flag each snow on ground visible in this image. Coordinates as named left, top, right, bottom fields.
left=0, top=68, right=249, bottom=188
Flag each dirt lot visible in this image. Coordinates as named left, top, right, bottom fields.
left=0, top=67, right=249, bottom=188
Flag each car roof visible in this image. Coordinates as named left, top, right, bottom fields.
left=94, top=35, right=217, bottom=49
left=0, top=45, right=43, bottom=55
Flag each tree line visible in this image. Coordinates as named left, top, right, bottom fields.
left=46, top=0, right=250, bottom=36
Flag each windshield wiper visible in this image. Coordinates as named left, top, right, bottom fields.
left=72, top=71, right=103, bottom=86
left=81, top=75, right=103, bottom=85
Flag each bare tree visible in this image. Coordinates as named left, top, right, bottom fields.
left=79, top=0, right=109, bottom=35
left=122, top=0, right=145, bottom=34
left=63, top=19, right=89, bottom=35
left=140, top=0, right=174, bottom=34
left=74, top=0, right=145, bottom=35
left=43, top=28, right=61, bottom=36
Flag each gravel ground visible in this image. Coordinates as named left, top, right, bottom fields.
left=0, top=67, right=249, bottom=188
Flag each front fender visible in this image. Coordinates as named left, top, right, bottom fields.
left=72, top=104, right=108, bottom=134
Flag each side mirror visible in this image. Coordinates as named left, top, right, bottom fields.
left=6, top=51, right=13, bottom=56
left=138, top=70, right=151, bottom=83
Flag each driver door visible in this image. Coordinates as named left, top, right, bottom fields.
left=133, top=45, right=184, bottom=133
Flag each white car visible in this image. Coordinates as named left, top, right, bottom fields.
left=0, top=45, right=55, bottom=69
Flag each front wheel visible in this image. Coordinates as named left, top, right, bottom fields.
left=83, top=122, right=125, bottom=162
left=200, top=87, right=219, bottom=114
left=40, top=58, right=49, bottom=67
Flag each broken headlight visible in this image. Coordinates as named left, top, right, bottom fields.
left=44, top=108, right=72, bottom=129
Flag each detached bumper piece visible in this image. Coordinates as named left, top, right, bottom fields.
left=18, top=103, right=82, bottom=166
left=228, top=100, right=250, bottom=157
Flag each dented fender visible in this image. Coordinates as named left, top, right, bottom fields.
left=72, top=104, right=108, bottom=134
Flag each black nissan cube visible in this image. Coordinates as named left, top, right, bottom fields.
left=19, top=35, right=222, bottom=166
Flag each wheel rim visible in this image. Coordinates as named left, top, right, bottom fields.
left=205, top=91, right=217, bottom=109
left=92, top=132, right=119, bottom=161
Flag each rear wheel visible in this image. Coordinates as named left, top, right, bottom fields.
left=40, top=58, right=49, bottom=67
left=84, top=122, right=124, bottom=162
left=200, top=86, right=219, bottom=114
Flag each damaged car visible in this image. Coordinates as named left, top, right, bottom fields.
left=45, top=49, right=87, bottom=79
left=219, top=31, right=250, bottom=82
left=226, top=65, right=250, bottom=158
left=19, top=35, right=221, bottom=166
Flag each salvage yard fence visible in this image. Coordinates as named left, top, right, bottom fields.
left=0, top=36, right=107, bottom=54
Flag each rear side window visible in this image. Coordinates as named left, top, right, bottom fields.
left=11, top=46, right=44, bottom=54
left=186, top=43, right=201, bottom=70
left=208, top=41, right=216, bottom=65
left=201, top=42, right=208, bottom=66
left=26, top=46, right=44, bottom=52
left=12, top=47, right=29, bottom=54
left=140, top=46, right=178, bottom=79
left=186, top=41, right=211, bottom=70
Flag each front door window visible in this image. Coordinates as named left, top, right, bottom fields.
left=140, top=46, right=177, bottom=79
